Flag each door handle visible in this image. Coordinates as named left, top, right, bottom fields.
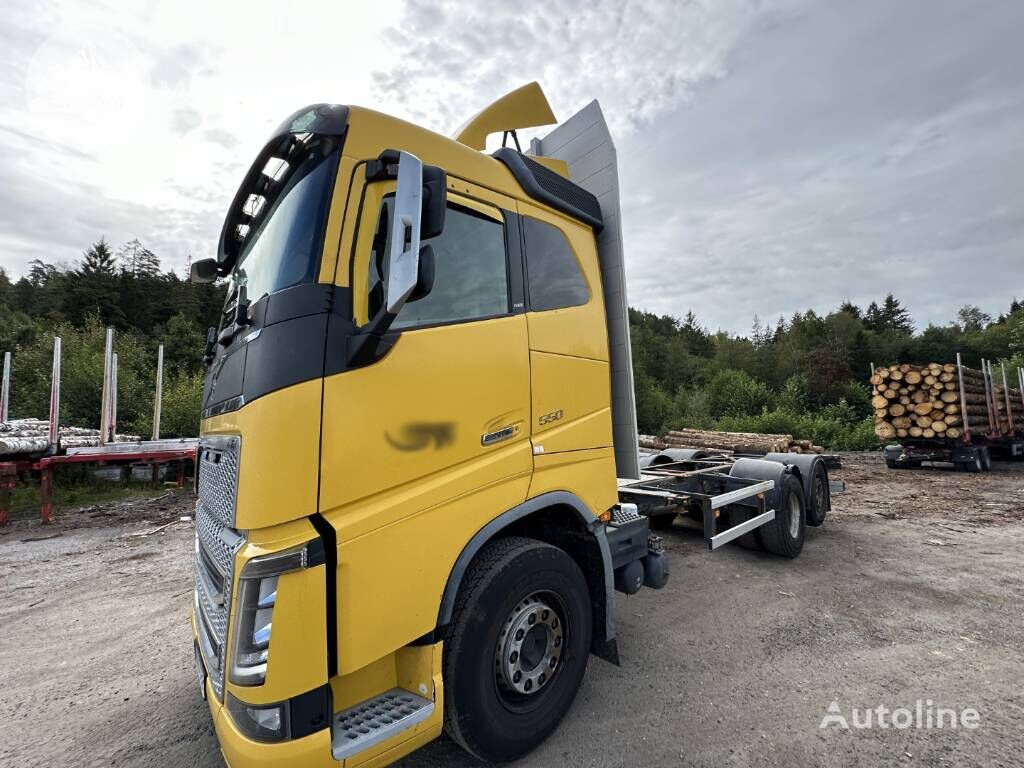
left=481, top=424, right=518, bottom=446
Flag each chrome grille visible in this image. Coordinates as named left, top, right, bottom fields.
left=197, top=435, right=241, bottom=527
left=194, top=499, right=244, bottom=700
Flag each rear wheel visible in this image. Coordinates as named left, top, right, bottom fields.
left=806, top=463, right=829, bottom=526
left=723, top=505, right=762, bottom=550
left=443, top=537, right=592, bottom=763
left=760, top=474, right=806, bottom=558
left=961, top=454, right=983, bottom=473
left=980, top=448, right=992, bottom=472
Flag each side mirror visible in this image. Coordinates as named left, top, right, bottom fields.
left=421, top=165, right=447, bottom=239
left=385, top=151, right=424, bottom=315
left=190, top=257, right=219, bottom=284
left=408, top=245, right=435, bottom=303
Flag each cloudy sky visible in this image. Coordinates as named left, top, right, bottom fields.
left=1, top=0, right=1021, bottom=334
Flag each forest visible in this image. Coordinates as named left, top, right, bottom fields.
left=1, top=238, right=1022, bottom=450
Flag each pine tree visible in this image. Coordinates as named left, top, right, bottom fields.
left=80, top=238, right=118, bottom=277
left=864, top=301, right=883, bottom=332
left=838, top=300, right=862, bottom=319
left=880, top=294, right=913, bottom=335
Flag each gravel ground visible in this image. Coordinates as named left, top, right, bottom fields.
left=1, top=455, right=1022, bottom=767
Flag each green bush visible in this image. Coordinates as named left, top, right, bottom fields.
left=705, top=369, right=772, bottom=419
left=160, top=371, right=203, bottom=438
left=716, top=408, right=879, bottom=451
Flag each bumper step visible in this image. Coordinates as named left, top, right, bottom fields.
left=332, top=688, right=434, bottom=760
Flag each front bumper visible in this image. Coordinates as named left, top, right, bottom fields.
left=193, top=613, right=443, bottom=768
left=213, top=685, right=442, bottom=768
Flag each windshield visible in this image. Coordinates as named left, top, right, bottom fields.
left=227, top=143, right=339, bottom=306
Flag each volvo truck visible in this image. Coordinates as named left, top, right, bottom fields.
left=190, top=82, right=829, bottom=766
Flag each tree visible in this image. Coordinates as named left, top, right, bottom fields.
left=864, top=301, right=883, bottom=333
left=66, top=238, right=125, bottom=327
left=838, top=301, right=862, bottom=319
left=880, top=294, right=914, bottom=335
left=957, top=305, right=992, bottom=333
left=865, top=295, right=913, bottom=335
left=79, top=238, right=118, bottom=277
left=118, top=238, right=160, bottom=277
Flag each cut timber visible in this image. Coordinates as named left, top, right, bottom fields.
left=888, top=403, right=906, bottom=417
left=875, top=421, right=896, bottom=439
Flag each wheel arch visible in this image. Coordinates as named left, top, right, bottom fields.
left=728, top=457, right=800, bottom=513
left=761, top=452, right=830, bottom=526
left=435, top=491, right=619, bottom=665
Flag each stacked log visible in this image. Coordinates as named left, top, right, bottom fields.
left=638, top=434, right=667, bottom=451
left=0, top=418, right=140, bottom=457
left=640, top=429, right=823, bottom=454
left=871, top=363, right=1024, bottom=441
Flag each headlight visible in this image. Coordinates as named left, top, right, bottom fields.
left=230, top=543, right=314, bottom=686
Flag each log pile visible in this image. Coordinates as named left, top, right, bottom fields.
left=870, top=363, right=1024, bottom=441
left=0, top=418, right=140, bottom=457
left=639, top=429, right=824, bottom=454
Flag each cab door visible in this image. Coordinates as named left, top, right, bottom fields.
left=319, top=177, right=533, bottom=670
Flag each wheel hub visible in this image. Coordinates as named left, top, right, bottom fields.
left=495, top=594, right=563, bottom=696
left=788, top=490, right=802, bottom=538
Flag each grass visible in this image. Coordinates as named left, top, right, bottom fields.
left=5, top=470, right=187, bottom=522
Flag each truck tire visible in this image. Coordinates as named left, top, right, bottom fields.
left=807, top=462, right=829, bottom=526
left=722, top=506, right=762, bottom=550
left=759, top=474, right=806, bottom=558
left=443, top=536, right=592, bottom=763
left=959, top=454, right=983, bottom=473
left=980, top=448, right=992, bottom=472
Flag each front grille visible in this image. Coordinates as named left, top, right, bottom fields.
left=195, top=491, right=244, bottom=700
left=197, top=435, right=241, bottom=527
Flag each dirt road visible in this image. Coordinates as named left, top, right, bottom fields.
left=1, top=455, right=1022, bottom=767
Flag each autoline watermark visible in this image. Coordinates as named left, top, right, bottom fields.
left=820, top=700, right=981, bottom=730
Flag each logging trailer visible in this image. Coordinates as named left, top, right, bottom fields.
left=187, top=83, right=832, bottom=767
left=878, top=355, right=1024, bottom=472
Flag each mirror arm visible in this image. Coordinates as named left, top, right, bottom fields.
left=346, top=307, right=398, bottom=367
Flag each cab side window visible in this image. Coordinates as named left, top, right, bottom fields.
left=367, top=201, right=509, bottom=329
left=522, top=218, right=589, bottom=312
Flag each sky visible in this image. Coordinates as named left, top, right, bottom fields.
left=1, top=0, right=1022, bottom=334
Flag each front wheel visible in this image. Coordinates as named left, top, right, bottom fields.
left=443, top=537, right=592, bottom=763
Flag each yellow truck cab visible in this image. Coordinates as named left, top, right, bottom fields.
left=190, top=83, right=824, bottom=767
